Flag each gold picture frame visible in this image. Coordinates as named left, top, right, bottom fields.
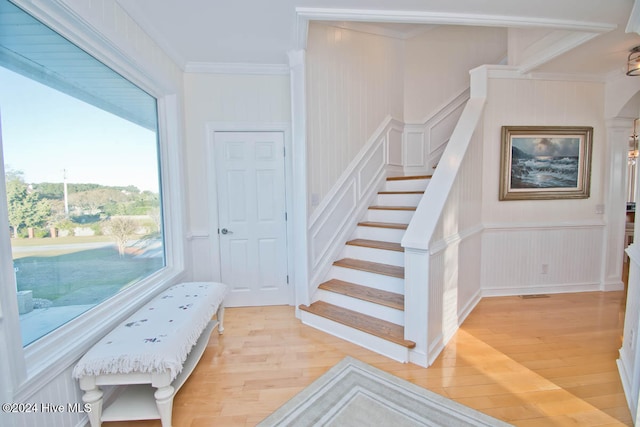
left=499, top=126, right=593, bottom=201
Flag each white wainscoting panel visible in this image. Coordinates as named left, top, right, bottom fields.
left=404, top=130, right=425, bottom=168
left=308, top=117, right=402, bottom=296
left=387, top=128, right=403, bottom=168
left=13, top=365, right=89, bottom=427
left=311, top=181, right=357, bottom=268
left=481, top=222, right=605, bottom=296
left=403, top=89, right=469, bottom=174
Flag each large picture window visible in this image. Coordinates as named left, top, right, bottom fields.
left=0, top=0, right=165, bottom=346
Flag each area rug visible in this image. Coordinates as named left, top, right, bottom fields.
left=258, top=357, right=512, bottom=426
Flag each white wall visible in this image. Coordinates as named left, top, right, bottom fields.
left=182, top=73, right=291, bottom=281
left=404, top=26, right=506, bottom=122
left=306, top=23, right=404, bottom=212
left=480, top=75, right=607, bottom=295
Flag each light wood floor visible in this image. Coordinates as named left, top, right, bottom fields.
left=109, top=291, right=632, bottom=426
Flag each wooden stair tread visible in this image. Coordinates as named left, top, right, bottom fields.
left=346, top=239, right=403, bottom=252
left=386, top=175, right=432, bottom=181
left=378, top=190, right=424, bottom=194
left=333, top=258, right=404, bottom=278
left=358, top=221, right=407, bottom=230
left=299, top=301, right=415, bottom=348
left=369, top=205, right=416, bottom=211
left=319, top=279, right=404, bottom=310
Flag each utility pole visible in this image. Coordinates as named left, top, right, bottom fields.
left=63, top=169, right=69, bottom=216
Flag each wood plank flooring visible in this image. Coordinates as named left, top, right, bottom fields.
left=106, top=291, right=632, bottom=427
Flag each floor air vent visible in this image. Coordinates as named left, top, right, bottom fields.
left=520, top=294, right=550, bottom=299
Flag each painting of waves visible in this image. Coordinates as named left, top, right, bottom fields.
left=510, top=137, right=580, bottom=189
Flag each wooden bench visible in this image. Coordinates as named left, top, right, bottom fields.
left=73, top=282, right=227, bottom=427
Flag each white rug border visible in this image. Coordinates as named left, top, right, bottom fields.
left=258, top=356, right=513, bottom=426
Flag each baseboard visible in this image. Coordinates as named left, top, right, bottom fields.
left=459, top=288, right=482, bottom=324
left=617, top=357, right=636, bottom=424
left=481, top=282, right=601, bottom=297
left=409, top=348, right=429, bottom=367
left=602, top=279, right=625, bottom=292
left=427, top=332, right=445, bottom=366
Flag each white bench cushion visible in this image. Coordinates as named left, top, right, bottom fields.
left=73, top=282, right=227, bottom=382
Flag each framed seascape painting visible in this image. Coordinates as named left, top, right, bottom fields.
left=499, top=126, right=593, bottom=200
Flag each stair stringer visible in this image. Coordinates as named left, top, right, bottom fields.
left=306, top=116, right=404, bottom=303
left=302, top=176, right=430, bottom=362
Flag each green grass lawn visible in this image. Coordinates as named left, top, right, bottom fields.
left=12, top=237, right=163, bottom=305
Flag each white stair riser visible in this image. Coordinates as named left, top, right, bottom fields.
left=330, top=266, right=404, bottom=294
left=315, top=289, right=404, bottom=325
left=376, top=193, right=423, bottom=206
left=366, top=208, right=415, bottom=224
left=384, top=179, right=430, bottom=192
left=300, top=311, right=410, bottom=363
left=341, top=244, right=404, bottom=267
left=355, top=226, right=405, bottom=242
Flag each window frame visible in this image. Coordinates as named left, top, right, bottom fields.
left=0, top=0, right=187, bottom=400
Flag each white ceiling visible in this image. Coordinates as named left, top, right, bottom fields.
left=116, top=0, right=640, bottom=77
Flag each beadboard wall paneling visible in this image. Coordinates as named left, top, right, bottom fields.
left=480, top=76, right=606, bottom=294
left=427, top=231, right=483, bottom=364
left=183, top=73, right=291, bottom=227
left=431, top=121, right=484, bottom=243
left=481, top=223, right=604, bottom=295
left=481, top=78, right=605, bottom=223
left=59, top=0, right=182, bottom=90
left=425, top=124, right=484, bottom=364
left=403, top=26, right=506, bottom=123
left=306, top=23, right=404, bottom=212
left=12, top=365, right=88, bottom=427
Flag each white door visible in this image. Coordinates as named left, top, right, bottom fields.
left=215, top=131, right=289, bottom=306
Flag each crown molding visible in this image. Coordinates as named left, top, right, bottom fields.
left=295, top=8, right=617, bottom=32
left=627, top=0, right=640, bottom=34
left=184, top=62, right=289, bottom=75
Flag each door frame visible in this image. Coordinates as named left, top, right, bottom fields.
left=206, top=122, right=294, bottom=305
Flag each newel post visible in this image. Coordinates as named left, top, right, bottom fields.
left=404, top=247, right=430, bottom=367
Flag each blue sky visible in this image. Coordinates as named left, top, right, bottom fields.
left=0, top=67, right=160, bottom=192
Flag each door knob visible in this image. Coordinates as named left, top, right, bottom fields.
left=220, top=228, right=232, bottom=235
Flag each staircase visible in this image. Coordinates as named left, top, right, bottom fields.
left=299, top=175, right=431, bottom=362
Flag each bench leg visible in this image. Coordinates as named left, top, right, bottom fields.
left=217, top=305, right=225, bottom=334
left=154, top=385, right=175, bottom=427
left=81, top=386, right=103, bottom=427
